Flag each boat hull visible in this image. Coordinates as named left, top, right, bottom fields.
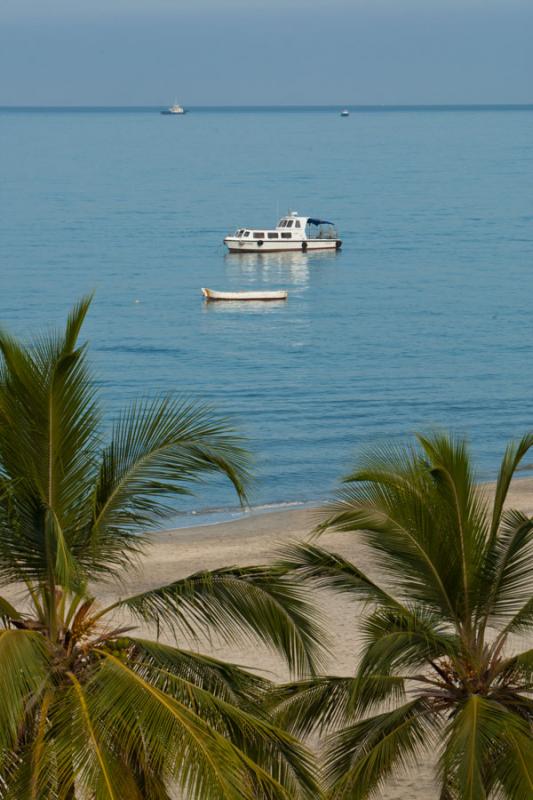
left=224, top=238, right=342, bottom=253
left=202, top=288, right=288, bottom=301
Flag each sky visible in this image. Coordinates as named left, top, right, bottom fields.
left=0, top=0, right=532, bottom=105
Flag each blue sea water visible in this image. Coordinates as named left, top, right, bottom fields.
left=1, top=106, right=533, bottom=523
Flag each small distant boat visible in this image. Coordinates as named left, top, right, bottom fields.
left=340, top=109, right=350, bottom=117
left=202, top=288, right=288, bottom=302
left=161, top=103, right=187, bottom=115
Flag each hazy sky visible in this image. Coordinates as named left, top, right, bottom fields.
left=1, top=0, right=532, bottom=105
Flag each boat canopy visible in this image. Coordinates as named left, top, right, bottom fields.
left=307, top=218, right=334, bottom=226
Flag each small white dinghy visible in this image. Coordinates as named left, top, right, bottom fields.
left=202, top=288, right=288, bottom=302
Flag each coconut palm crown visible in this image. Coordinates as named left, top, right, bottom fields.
left=273, top=434, right=533, bottom=799
left=0, top=298, right=323, bottom=799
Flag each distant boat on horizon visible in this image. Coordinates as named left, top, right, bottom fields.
left=340, top=109, right=350, bottom=117
left=161, top=102, right=187, bottom=115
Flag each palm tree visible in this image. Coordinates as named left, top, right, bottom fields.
left=272, top=434, right=533, bottom=799
left=0, top=297, right=324, bottom=799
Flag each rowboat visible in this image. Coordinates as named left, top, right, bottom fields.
left=201, top=288, right=288, bottom=302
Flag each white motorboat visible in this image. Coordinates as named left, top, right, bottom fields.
left=340, top=109, right=350, bottom=117
left=223, top=212, right=342, bottom=253
left=202, top=288, right=288, bottom=302
left=161, top=103, right=187, bottom=115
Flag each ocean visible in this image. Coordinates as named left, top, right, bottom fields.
left=2, top=106, right=533, bottom=523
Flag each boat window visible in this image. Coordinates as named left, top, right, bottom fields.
left=253, top=232, right=265, bottom=239
left=281, top=232, right=292, bottom=239
left=286, top=220, right=293, bottom=228
left=268, top=232, right=279, bottom=239
left=278, top=220, right=285, bottom=227
left=294, top=220, right=301, bottom=228
left=243, top=231, right=250, bottom=237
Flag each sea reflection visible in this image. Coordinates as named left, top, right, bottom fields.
left=223, top=249, right=338, bottom=286
left=201, top=298, right=288, bottom=314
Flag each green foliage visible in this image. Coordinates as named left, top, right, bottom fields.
left=119, top=565, right=326, bottom=675
left=0, top=300, right=322, bottom=799
left=273, top=434, right=533, bottom=799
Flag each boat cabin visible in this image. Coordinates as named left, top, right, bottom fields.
left=232, top=213, right=338, bottom=242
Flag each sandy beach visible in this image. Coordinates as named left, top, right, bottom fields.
left=74, top=476, right=533, bottom=799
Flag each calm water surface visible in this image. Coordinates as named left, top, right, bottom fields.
left=2, top=107, right=533, bottom=521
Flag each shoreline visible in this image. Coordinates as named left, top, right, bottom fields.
left=166, top=499, right=312, bottom=530
left=160, top=474, right=533, bottom=535
left=128, top=473, right=533, bottom=669
left=102, top=475, right=533, bottom=648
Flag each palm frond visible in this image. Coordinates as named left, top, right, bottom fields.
left=78, top=397, right=251, bottom=577
left=317, top=485, right=462, bottom=623
left=4, top=292, right=99, bottom=519
left=88, top=650, right=247, bottom=799
left=43, top=680, right=140, bottom=800
left=0, top=295, right=101, bottom=590
left=275, top=541, right=405, bottom=610
left=268, top=674, right=405, bottom=738
left=416, top=433, right=489, bottom=624
left=495, top=648, right=533, bottom=690
left=0, top=692, right=57, bottom=800
left=496, top=596, right=533, bottom=639
left=268, top=677, right=359, bottom=738
left=91, top=649, right=318, bottom=799
left=66, top=671, right=140, bottom=800
left=357, top=607, right=458, bottom=677
left=0, top=630, right=50, bottom=750
left=480, top=509, right=533, bottom=625
left=341, top=439, right=425, bottom=490
left=62, top=294, right=94, bottom=352
left=493, top=724, right=533, bottom=799
left=130, top=637, right=271, bottom=709
left=29, top=689, right=54, bottom=800
left=125, top=646, right=322, bottom=798
left=488, top=432, right=533, bottom=545
left=0, top=595, right=22, bottom=625
left=323, top=699, right=436, bottom=799
left=115, top=565, right=326, bottom=676
left=440, top=695, right=533, bottom=800
left=93, top=397, right=250, bottom=528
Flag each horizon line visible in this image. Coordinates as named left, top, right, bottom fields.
left=1, top=103, right=533, bottom=110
